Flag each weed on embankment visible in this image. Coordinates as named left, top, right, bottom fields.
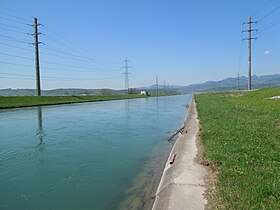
left=195, top=88, right=280, bottom=209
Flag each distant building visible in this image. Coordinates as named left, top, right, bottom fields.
left=140, top=90, right=149, bottom=96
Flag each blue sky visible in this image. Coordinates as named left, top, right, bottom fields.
left=0, top=0, right=280, bottom=90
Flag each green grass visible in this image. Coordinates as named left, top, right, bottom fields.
left=0, top=94, right=147, bottom=109
left=195, top=88, right=280, bottom=209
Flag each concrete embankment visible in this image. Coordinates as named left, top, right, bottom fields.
left=152, top=98, right=207, bottom=210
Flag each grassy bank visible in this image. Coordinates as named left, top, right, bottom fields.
left=0, top=94, right=147, bottom=109
left=195, top=88, right=280, bottom=209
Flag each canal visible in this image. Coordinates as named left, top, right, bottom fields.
left=0, top=94, right=192, bottom=210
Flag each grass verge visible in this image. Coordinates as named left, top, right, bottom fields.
left=0, top=94, right=147, bottom=109
left=195, top=88, right=280, bottom=209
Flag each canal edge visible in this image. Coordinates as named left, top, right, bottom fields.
left=151, top=97, right=208, bottom=210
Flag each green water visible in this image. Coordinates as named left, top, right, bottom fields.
left=0, top=95, right=192, bottom=210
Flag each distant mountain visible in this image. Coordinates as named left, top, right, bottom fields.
left=139, top=74, right=280, bottom=93
left=180, top=74, right=280, bottom=92
left=0, top=74, right=279, bottom=96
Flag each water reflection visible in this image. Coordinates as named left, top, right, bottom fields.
left=125, top=99, right=130, bottom=112
left=156, top=96, right=159, bottom=109
left=0, top=95, right=192, bottom=210
left=124, top=99, right=131, bottom=126
left=36, top=107, right=45, bottom=148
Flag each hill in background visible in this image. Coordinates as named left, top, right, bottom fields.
left=1, top=74, right=279, bottom=96
left=142, top=74, right=280, bottom=93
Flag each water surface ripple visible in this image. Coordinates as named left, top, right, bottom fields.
left=0, top=95, right=192, bottom=210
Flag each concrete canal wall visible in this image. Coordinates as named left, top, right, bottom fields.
left=152, top=98, right=207, bottom=210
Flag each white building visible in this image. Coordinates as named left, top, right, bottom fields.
left=140, top=90, right=149, bottom=96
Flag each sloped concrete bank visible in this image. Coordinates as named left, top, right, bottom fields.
left=152, top=98, right=207, bottom=210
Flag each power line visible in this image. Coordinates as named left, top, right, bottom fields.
left=40, top=44, right=113, bottom=72
left=0, top=61, right=34, bottom=67
left=0, top=52, right=33, bottom=61
left=40, top=34, right=100, bottom=62
left=42, top=60, right=121, bottom=72
left=33, top=19, right=120, bottom=74
left=0, top=26, right=29, bottom=34
left=46, top=76, right=122, bottom=81
left=251, top=0, right=274, bottom=18
left=0, top=42, right=33, bottom=51
left=0, top=76, right=78, bottom=82
left=40, top=50, right=94, bottom=64
left=260, top=16, right=280, bottom=27
left=0, top=10, right=32, bottom=22
left=0, top=10, right=122, bottom=89
left=2, top=18, right=108, bottom=75
left=41, top=44, right=92, bottom=60
left=0, top=72, right=121, bottom=81
left=39, top=35, right=116, bottom=70
left=130, top=75, right=148, bottom=87
left=0, top=76, right=35, bottom=81
left=40, top=51, right=122, bottom=72
left=0, top=72, right=34, bottom=78
left=258, top=18, right=280, bottom=33
left=0, top=76, right=78, bottom=81
left=0, top=60, right=102, bottom=73
left=40, top=42, right=114, bottom=71
left=0, top=5, right=34, bottom=19
left=237, top=39, right=244, bottom=76
left=0, top=22, right=29, bottom=32
left=258, top=28, right=280, bottom=38
left=40, top=60, right=100, bottom=70
left=40, top=22, right=117, bottom=65
left=0, top=15, right=30, bottom=25
left=50, top=76, right=122, bottom=81
left=41, top=34, right=90, bottom=57
left=0, top=34, right=30, bottom=44
left=258, top=5, right=280, bottom=22
left=41, top=66, right=93, bottom=73
left=132, top=68, right=151, bottom=84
